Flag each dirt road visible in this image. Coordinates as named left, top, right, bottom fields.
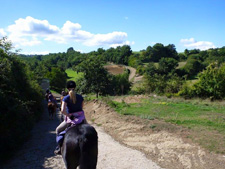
left=3, top=101, right=162, bottom=169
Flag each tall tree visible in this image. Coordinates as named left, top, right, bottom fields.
left=78, top=57, right=112, bottom=97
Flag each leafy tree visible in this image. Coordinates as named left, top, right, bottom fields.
left=183, top=58, right=203, bottom=77
left=112, top=70, right=131, bottom=95
left=78, top=57, right=112, bottom=97
left=128, top=53, right=142, bottom=68
left=145, top=62, right=158, bottom=76
left=46, top=67, right=67, bottom=92
left=193, top=62, right=225, bottom=99
left=158, top=57, right=178, bottom=75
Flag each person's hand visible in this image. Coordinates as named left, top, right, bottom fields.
left=69, top=115, right=75, bottom=120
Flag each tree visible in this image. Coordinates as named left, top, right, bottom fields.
left=78, top=57, right=112, bottom=97
left=112, top=70, right=131, bottom=95
left=46, top=67, right=67, bottom=92
left=158, top=57, right=178, bottom=75
left=193, top=62, right=225, bottom=99
left=184, top=58, right=203, bottom=77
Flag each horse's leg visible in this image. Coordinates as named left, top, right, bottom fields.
left=48, top=107, right=51, bottom=119
left=62, top=142, right=79, bottom=169
left=53, top=106, right=56, bottom=119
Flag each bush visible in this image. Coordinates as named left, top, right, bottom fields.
left=0, top=39, right=43, bottom=164
left=193, top=62, right=225, bottom=100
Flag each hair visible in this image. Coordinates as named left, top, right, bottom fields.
left=67, top=80, right=77, bottom=104
left=69, top=89, right=76, bottom=104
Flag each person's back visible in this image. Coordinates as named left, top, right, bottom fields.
left=54, top=80, right=86, bottom=155
left=62, top=94, right=83, bottom=113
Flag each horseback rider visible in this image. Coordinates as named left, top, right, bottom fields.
left=45, top=89, right=58, bottom=107
left=54, top=80, right=87, bottom=155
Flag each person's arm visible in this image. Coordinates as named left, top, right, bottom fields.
left=81, top=101, right=84, bottom=109
left=61, top=101, right=70, bottom=117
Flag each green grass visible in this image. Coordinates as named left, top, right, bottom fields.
left=186, top=79, right=199, bottom=87
left=111, top=97, right=225, bottom=132
left=177, top=61, right=187, bottom=69
left=105, top=96, right=225, bottom=153
left=65, top=69, right=84, bottom=81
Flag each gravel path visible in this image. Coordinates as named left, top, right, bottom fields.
left=3, top=101, right=162, bottom=169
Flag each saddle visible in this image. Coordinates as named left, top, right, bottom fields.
left=56, top=111, right=86, bottom=145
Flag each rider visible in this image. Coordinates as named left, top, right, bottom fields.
left=45, top=89, right=58, bottom=107
left=60, top=90, right=67, bottom=122
left=54, top=80, right=87, bottom=155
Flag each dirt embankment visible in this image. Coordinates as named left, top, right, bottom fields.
left=85, top=96, right=225, bottom=169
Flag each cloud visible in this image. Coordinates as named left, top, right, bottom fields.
left=124, top=16, right=129, bottom=20
left=3, top=16, right=131, bottom=48
left=110, top=40, right=135, bottom=48
left=0, top=28, right=7, bottom=37
left=83, top=32, right=128, bottom=46
left=21, top=51, right=50, bottom=55
left=180, top=38, right=216, bottom=50
left=7, top=16, right=59, bottom=36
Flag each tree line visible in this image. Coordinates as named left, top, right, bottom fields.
left=19, top=40, right=225, bottom=100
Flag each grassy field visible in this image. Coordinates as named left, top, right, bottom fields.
left=65, top=69, right=84, bottom=81
left=103, top=96, right=225, bottom=154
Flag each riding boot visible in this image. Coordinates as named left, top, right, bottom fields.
left=54, top=145, right=61, bottom=155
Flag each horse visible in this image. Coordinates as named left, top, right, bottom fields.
left=47, top=102, right=57, bottom=120
left=61, top=123, right=98, bottom=169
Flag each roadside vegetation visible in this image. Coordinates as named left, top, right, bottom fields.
left=0, top=37, right=43, bottom=165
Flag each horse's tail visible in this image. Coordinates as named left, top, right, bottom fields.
left=79, top=125, right=98, bottom=169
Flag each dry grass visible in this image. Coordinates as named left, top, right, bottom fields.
left=104, top=65, right=125, bottom=75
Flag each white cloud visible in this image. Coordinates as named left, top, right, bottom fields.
left=7, top=16, right=59, bottom=36
left=0, top=28, right=7, bottom=37
left=110, top=40, right=135, bottom=48
left=180, top=38, right=216, bottom=50
left=20, top=51, right=50, bottom=55
left=83, top=32, right=128, bottom=46
left=3, top=16, right=130, bottom=48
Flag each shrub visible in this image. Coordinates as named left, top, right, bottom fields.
left=0, top=38, right=43, bottom=164
left=193, top=62, right=225, bottom=100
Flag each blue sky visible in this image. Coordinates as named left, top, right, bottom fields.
left=0, top=0, right=224, bottom=55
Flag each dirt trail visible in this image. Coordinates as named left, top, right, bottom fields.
left=3, top=99, right=162, bottom=169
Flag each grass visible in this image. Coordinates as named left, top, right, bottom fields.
left=104, top=96, right=225, bottom=154
left=177, top=61, right=187, bottom=69
left=186, top=79, right=199, bottom=87
left=65, top=69, right=84, bottom=81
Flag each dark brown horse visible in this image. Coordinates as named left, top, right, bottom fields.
left=47, top=102, right=57, bottom=120
left=61, top=123, right=98, bottom=169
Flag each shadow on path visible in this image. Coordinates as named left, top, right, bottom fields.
left=3, top=100, right=64, bottom=169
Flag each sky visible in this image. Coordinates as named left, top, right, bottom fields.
left=0, top=0, right=225, bottom=55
